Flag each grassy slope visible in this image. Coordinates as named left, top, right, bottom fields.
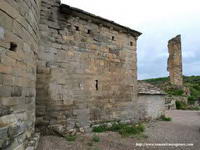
left=143, top=76, right=200, bottom=104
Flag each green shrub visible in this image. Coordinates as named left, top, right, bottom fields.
left=187, top=106, right=200, bottom=111
left=65, top=135, right=76, bottom=141
left=188, top=96, right=196, bottom=104
left=175, top=101, right=187, bottom=110
left=136, top=124, right=145, bottom=132
left=189, top=86, right=200, bottom=102
left=144, top=76, right=200, bottom=105
left=144, top=77, right=169, bottom=84
left=119, top=124, right=145, bottom=137
left=108, top=123, right=126, bottom=132
left=175, top=101, right=181, bottom=109
left=165, top=88, right=184, bottom=96
left=92, top=125, right=107, bottom=133
left=160, top=115, right=172, bottom=121
left=92, top=135, right=100, bottom=142
left=175, top=101, right=200, bottom=110
left=192, top=84, right=200, bottom=90
left=87, top=142, right=93, bottom=146
left=92, top=123, right=145, bottom=137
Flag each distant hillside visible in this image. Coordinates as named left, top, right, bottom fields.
left=143, top=76, right=200, bottom=104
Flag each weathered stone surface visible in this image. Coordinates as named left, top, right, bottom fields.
left=138, top=95, right=165, bottom=120
left=0, top=1, right=144, bottom=149
left=0, top=106, right=12, bottom=117
left=36, top=1, right=141, bottom=132
left=8, top=123, right=25, bottom=138
left=0, top=26, right=4, bottom=40
left=0, top=138, right=11, bottom=149
left=0, top=0, right=40, bottom=149
left=79, top=127, right=85, bottom=133
left=25, top=133, right=40, bottom=150
left=11, top=86, right=22, bottom=97
left=0, top=126, right=8, bottom=139
left=137, top=82, right=166, bottom=120
left=138, top=81, right=166, bottom=95
left=167, top=35, right=183, bottom=86
left=0, top=86, right=12, bottom=97
left=165, top=96, right=188, bottom=110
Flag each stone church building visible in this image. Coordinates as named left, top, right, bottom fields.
left=0, top=0, right=163, bottom=149
left=37, top=2, right=141, bottom=129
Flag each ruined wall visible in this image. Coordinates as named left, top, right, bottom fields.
left=138, top=95, right=165, bottom=120
left=37, top=1, right=140, bottom=131
left=165, top=96, right=188, bottom=110
left=167, top=35, right=183, bottom=86
left=0, top=0, right=40, bottom=149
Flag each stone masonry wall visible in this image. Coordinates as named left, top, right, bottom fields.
left=138, top=95, right=165, bottom=120
left=0, top=0, right=141, bottom=148
left=37, top=1, right=139, bottom=131
left=0, top=0, right=40, bottom=149
left=167, top=35, right=183, bottom=86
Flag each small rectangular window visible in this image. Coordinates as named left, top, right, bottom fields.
left=112, top=36, right=115, bottom=41
left=75, top=26, right=79, bottom=31
left=130, top=41, right=133, bottom=46
left=9, top=42, right=17, bottom=52
left=95, top=80, right=98, bottom=91
left=87, top=29, right=91, bottom=34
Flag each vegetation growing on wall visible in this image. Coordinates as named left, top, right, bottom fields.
left=143, top=76, right=200, bottom=104
left=175, top=101, right=200, bottom=110
left=175, top=101, right=187, bottom=110
left=184, top=76, right=200, bottom=104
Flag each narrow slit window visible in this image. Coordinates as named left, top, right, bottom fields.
left=9, top=42, right=17, bottom=52
left=75, top=26, right=79, bottom=31
left=87, top=29, right=91, bottom=34
left=112, top=36, right=115, bottom=41
left=95, top=80, right=98, bottom=91
left=130, top=41, right=133, bottom=46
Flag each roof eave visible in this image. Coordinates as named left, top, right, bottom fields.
left=60, top=4, right=142, bottom=37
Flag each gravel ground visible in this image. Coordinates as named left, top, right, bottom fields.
left=37, top=110, right=200, bottom=150
left=142, top=110, right=200, bottom=150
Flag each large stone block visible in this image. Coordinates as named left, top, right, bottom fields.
left=0, top=126, right=8, bottom=139
left=0, top=10, right=13, bottom=30
left=0, top=64, right=12, bottom=74
left=0, top=86, right=12, bottom=97
left=0, top=138, right=11, bottom=149
left=0, top=106, right=12, bottom=117
left=0, top=97, right=18, bottom=107
left=8, top=123, right=25, bottom=138
left=11, top=86, right=22, bottom=97
left=0, top=1, right=20, bottom=19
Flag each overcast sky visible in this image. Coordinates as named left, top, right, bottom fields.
left=61, top=0, right=200, bottom=79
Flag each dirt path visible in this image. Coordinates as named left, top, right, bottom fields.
left=37, top=110, right=200, bottom=150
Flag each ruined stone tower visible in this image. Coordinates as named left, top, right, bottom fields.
left=167, top=35, right=183, bottom=86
